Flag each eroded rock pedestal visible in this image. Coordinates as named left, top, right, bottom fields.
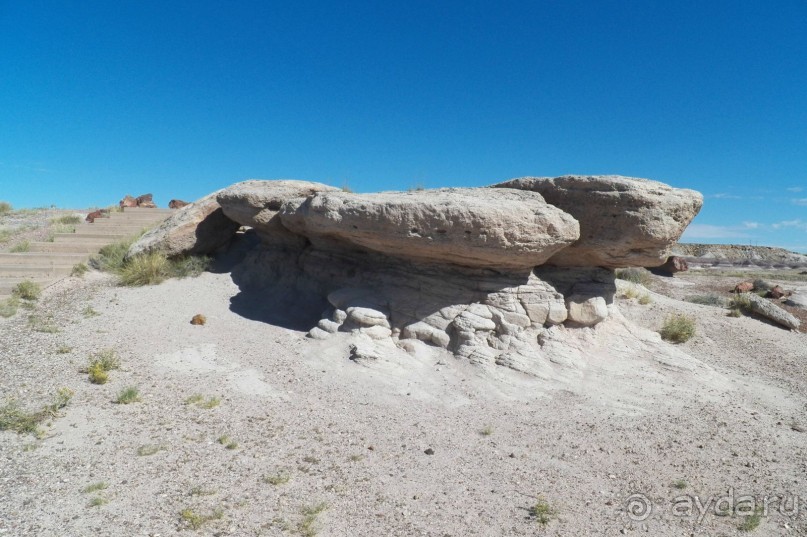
left=128, top=175, right=701, bottom=373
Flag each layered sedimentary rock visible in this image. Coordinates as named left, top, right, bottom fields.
left=128, top=175, right=700, bottom=371
left=493, top=175, right=703, bottom=268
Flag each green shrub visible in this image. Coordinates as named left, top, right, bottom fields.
left=10, top=240, right=30, bottom=253
left=615, top=267, right=652, bottom=286
left=13, top=280, right=41, bottom=300
left=0, top=229, right=11, bottom=243
left=86, top=349, right=120, bottom=384
left=90, top=236, right=139, bottom=272
left=528, top=498, right=557, bottom=525
left=660, top=314, right=696, bottom=343
left=115, top=386, right=140, bottom=404
left=0, top=201, right=12, bottom=215
left=88, top=363, right=109, bottom=384
left=638, top=294, right=653, bottom=305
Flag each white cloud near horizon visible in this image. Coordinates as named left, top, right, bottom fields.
left=680, top=223, right=753, bottom=240
left=786, top=186, right=804, bottom=193
left=771, top=219, right=807, bottom=231
left=792, top=198, right=807, bottom=206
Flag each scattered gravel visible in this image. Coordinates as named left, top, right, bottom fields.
left=1, top=268, right=806, bottom=536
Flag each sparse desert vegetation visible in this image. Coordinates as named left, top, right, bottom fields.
left=85, top=349, right=121, bottom=384
left=659, top=314, right=696, bottom=343
left=3, top=197, right=807, bottom=536
left=616, top=267, right=653, bottom=286
left=179, top=507, right=224, bottom=530
left=528, top=497, right=557, bottom=525
left=13, top=280, right=41, bottom=300
left=91, top=236, right=210, bottom=286
left=115, top=386, right=140, bottom=404
left=0, top=387, right=73, bottom=436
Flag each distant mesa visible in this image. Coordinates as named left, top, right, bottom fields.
left=126, top=175, right=707, bottom=372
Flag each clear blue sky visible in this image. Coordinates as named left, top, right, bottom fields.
left=1, top=1, right=805, bottom=250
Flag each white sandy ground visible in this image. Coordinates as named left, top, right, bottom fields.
left=1, top=270, right=806, bottom=536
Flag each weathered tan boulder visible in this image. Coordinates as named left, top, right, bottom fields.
left=126, top=190, right=239, bottom=259
left=565, top=295, right=608, bottom=326
left=216, top=180, right=338, bottom=245
left=280, top=188, right=580, bottom=270
left=169, top=199, right=189, bottom=209
left=492, top=175, right=702, bottom=268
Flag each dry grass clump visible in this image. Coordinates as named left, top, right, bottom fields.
left=10, top=240, right=30, bottom=253
left=727, top=293, right=753, bottom=317
left=91, top=236, right=210, bottom=286
left=0, top=201, right=12, bottom=214
left=71, top=262, right=89, bottom=277
left=659, top=314, right=696, bottom=343
left=90, top=236, right=138, bottom=273
left=299, top=502, right=328, bottom=536
left=12, top=280, right=41, bottom=301
left=0, top=387, right=73, bottom=436
left=185, top=394, right=220, bottom=409
left=179, top=507, right=224, bottom=530
left=615, top=267, right=653, bottom=286
left=0, top=296, right=20, bottom=318
left=51, top=214, right=82, bottom=225
left=263, top=472, right=291, bottom=486
left=119, top=251, right=171, bottom=286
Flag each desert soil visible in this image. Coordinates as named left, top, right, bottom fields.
left=1, top=264, right=807, bottom=536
